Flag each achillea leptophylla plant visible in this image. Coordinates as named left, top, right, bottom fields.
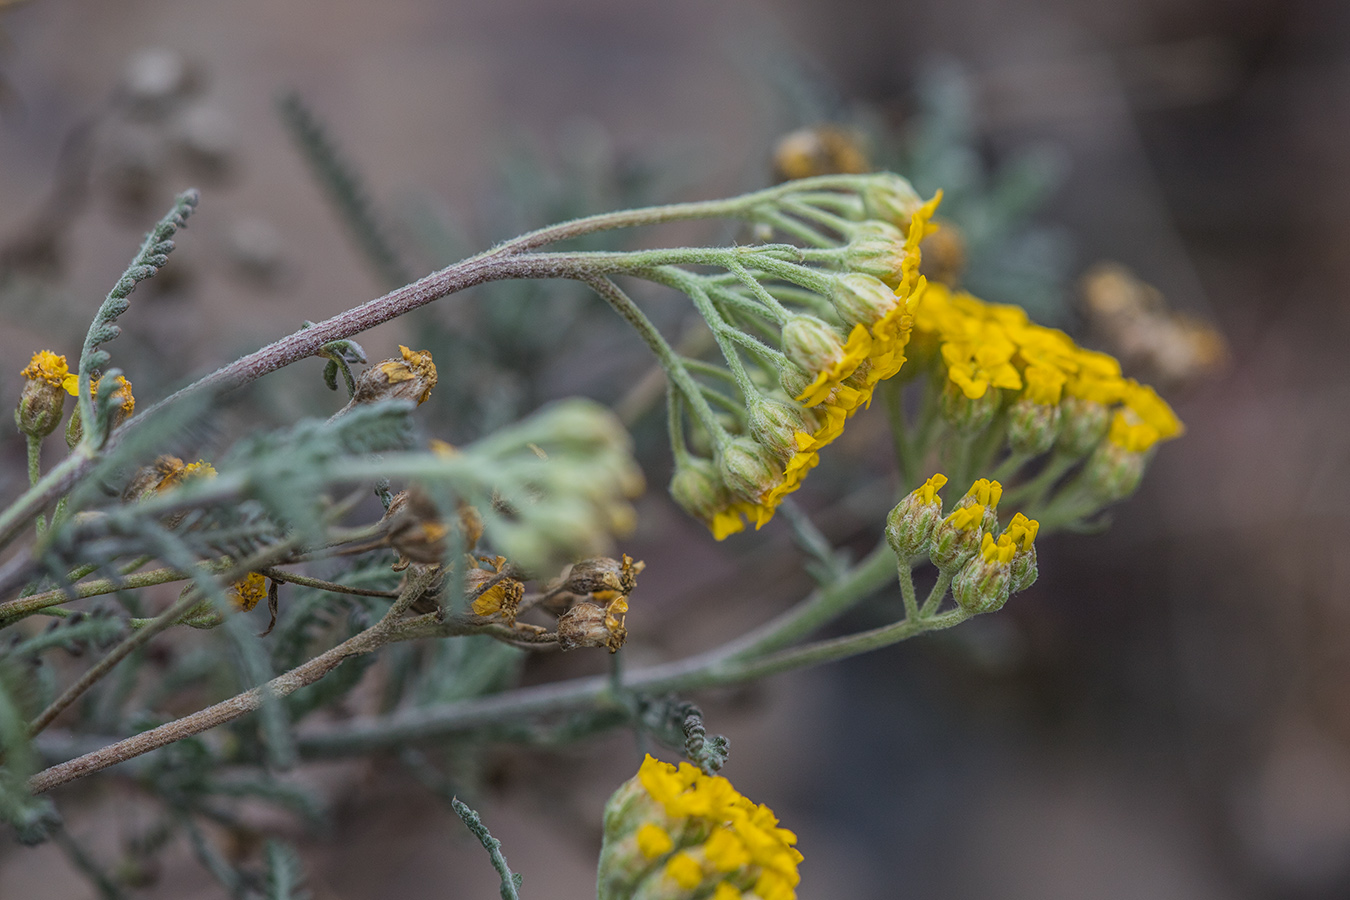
left=0, top=172, right=1180, bottom=898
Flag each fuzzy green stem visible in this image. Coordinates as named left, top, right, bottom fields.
left=1002, top=451, right=1077, bottom=507
left=752, top=210, right=836, bottom=248
left=580, top=275, right=730, bottom=449
left=781, top=196, right=856, bottom=236
left=0, top=562, right=227, bottom=627
left=898, top=562, right=919, bottom=621
left=656, top=269, right=762, bottom=404
left=920, top=570, right=953, bottom=618
left=26, top=435, right=46, bottom=538
left=724, top=259, right=794, bottom=322
left=451, top=798, right=523, bottom=900
left=492, top=173, right=885, bottom=254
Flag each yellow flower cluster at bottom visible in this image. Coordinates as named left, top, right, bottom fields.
left=599, top=755, right=803, bottom=900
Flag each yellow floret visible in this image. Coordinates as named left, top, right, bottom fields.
left=944, top=504, right=985, bottom=532
left=637, top=823, right=673, bottom=859
left=916, top=472, right=948, bottom=505
left=665, top=852, right=703, bottom=889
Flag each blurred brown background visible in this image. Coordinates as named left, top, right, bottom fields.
left=0, top=0, right=1347, bottom=897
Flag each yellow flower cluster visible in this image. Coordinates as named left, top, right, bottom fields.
left=61, top=370, right=136, bottom=417
left=634, top=754, right=803, bottom=900
left=708, top=194, right=942, bottom=540
left=912, top=283, right=1183, bottom=452
left=21, top=350, right=70, bottom=387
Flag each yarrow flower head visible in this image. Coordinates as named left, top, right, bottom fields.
left=16, top=350, right=71, bottom=438
left=691, top=190, right=944, bottom=541
left=123, top=455, right=216, bottom=503
left=598, top=755, right=803, bottom=900
left=908, top=281, right=1184, bottom=458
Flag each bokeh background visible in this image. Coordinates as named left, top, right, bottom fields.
left=0, top=0, right=1347, bottom=897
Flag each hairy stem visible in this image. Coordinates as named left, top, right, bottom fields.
left=0, top=562, right=226, bottom=626
left=580, top=275, right=728, bottom=447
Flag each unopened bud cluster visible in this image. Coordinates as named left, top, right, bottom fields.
left=887, top=473, right=1040, bottom=617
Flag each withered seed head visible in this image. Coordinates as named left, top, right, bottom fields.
left=350, top=345, right=437, bottom=407
left=557, top=600, right=627, bottom=653
left=382, top=488, right=448, bottom=570
left=558, top=554, right=645, bottom=599
left=468, top=563, right=524, bottom=625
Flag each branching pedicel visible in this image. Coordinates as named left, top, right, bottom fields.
left=1, top=173, right=1180, bottom=899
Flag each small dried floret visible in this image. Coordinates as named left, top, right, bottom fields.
left=558, top=554, right=645, bottom=600
left=351, top=345, right=438, bottom=406
left=468, top=560, right=524, bottom=624
left=382, top=487, right=467, bottom=570
left=771, top=125, right=870, bottom=181
left=123, top=455, right=216, bottom=502
left=229, top=572, right=267, bottom=612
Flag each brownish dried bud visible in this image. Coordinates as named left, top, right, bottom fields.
left=557, top=596, right=629, bottom=652
left=123, top=455, right=217, bottom=502
left=382, top=488, right=449, bottom=570
left=350, top=345, right=438, bottom=407
left=771, top=125, right=870, bottom=182
left=468, top=558, right=525, bottom=625
left=559, top=554, right=645, bottom=599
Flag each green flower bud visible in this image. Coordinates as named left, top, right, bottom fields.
left=1083, top=439, right=1147, bottom=502
left=952, top=533, right=1014, bottom=614
left=780, top=315, right=844, bottom=376
left=1005, top=512, right=1041, bottom=594
left=940, top=380, right=1001, bottom=433
left=1010, top=544, right=1039, bottom=594
left=843, top=220, right=907, bottom=287
left=717, top=437, right=783, bottom=503
left=930, top=503, right=987, bottom=571
left=747, top=396, right=809, bottom=464
left=669, top=457, right=728, bottom=523
left=16, top=377, right=66, bottom=439
left=830, top=273, right=902, bottom=327
left=886, top=473, right=948, bottom=560
left=1056, top=396, right=1111, bottom=457
left=860, top=173, right=923, bottom=226
left=1006, top=397, right=1062, bottom=456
